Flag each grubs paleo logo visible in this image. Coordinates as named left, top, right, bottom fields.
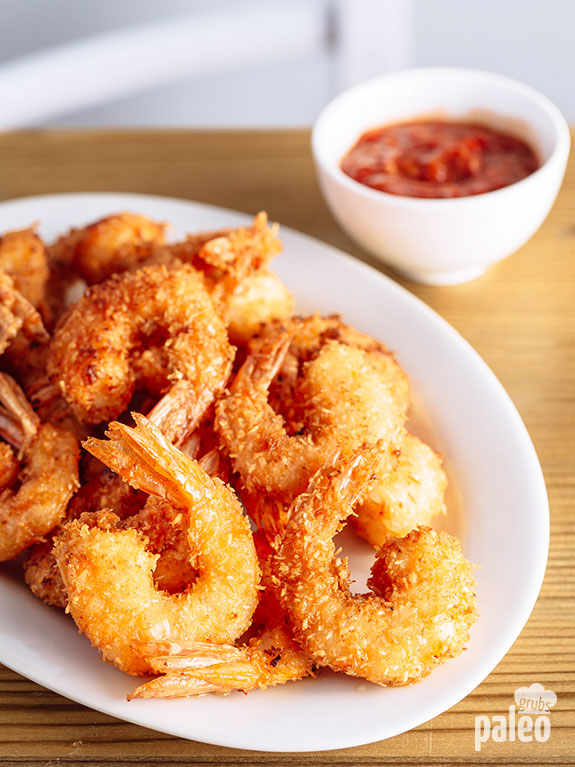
left=475, top=683, right=557, bottom=751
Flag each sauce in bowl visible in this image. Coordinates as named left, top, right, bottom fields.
left=341, top=120, right=539, bottom=199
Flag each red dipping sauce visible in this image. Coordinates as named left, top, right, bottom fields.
left=341, top=120, right=539, bottom=199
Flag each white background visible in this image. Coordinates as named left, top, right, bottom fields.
left=1, top=0, right=573, bottom=127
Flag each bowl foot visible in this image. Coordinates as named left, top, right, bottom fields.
left=396, top=264, right=488, bottom=286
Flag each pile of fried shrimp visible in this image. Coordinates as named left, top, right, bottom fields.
left=0, top=211, right=478, bottom=699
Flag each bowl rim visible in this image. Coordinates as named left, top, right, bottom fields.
left=312, top=66, right=571, bottom=209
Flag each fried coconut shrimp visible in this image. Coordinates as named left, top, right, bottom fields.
left=0, top=227, right=49, bottom=310
left=24, top=535, right=69, bottom=608
left=167, top=212, right=293, bottom=344
left=226, top=315, right=446, bottom=545
left=0, top=271, right=48, bottom=356
left=28, top=493, right=201, bottom=610
left=265, top=314, right=409, bottom=419
left=216, top=316, right=406, bottom=502
left=181, top=212, right=281, bottom=284
left=48, top=264, right=234, bottom=443
left=51, top=211, right=293, bottom=344
left=224, top=270, right=294, bottom=345
left=353, top=433, right=447, bottom=547
left=24, top=465, right=145, bottom=609
left=130, top=535, right=315, bottom=698
left=273, top=446, right=478, bottom=685
left=0, top=373, right=80, bottom=562
left=54, top=414, right=260, bottom=676
left=56, top=213, right=166, bottom=285
left=24, top=429, right=227, bottom=610
left=0, top=271, right=53, bottom=394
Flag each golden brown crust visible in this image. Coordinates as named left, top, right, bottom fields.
left=354, top=433, right=447, bottom=546
left=0, top=228, right=49, bottom=309
left=0, top=271, right=49, bottom=357
left=0, top=207, right=477, bottom=696
left=0, top=422, right=80, bottom=562
left=71, top=213, right=166, bottom=284
left=55, top=415, right=260, bottom=676
left=273, top=448, right=478, bottom=685
left=216, top=315, right=406, bottom=504
left=48, top=264, right=234, bottom=432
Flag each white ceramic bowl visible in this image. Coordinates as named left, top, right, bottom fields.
left=312, top=68, right=570, bottom=285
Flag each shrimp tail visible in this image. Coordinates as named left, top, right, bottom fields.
left=146, top=380, right=217, bottom=446
left=244, top=441, right=344, bottom=541
left=297, top=442, right=384, bottom=523
left=129, top=646, right=305, bottom=697
left=197, top=448, right=226, bottom=478
left=194, top=212, right=281, bottom=288
left=134, top=639, right=245, bottom=672
left=83, top=413, right=219, bottom=510
left=0, top=406, right=25, bottom=450
left=129, top=640, right=265, bottom=701
left=0, top=271, right=49, bottom=354
left=129, top=675, right=228, bottom=700
left=167, top=660, right=264, bottom=690
left=231, top=328, right=293, bottom=396
left=246, top=493, right=287, bottom=540
left=0, top=372, right=40, bottom=448
left=130, top=622, right=316, bottom=699
left=28, top=378, right=63, bottom=411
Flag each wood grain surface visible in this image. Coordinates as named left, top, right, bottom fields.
left=0, top=129, right=573, bottom=766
